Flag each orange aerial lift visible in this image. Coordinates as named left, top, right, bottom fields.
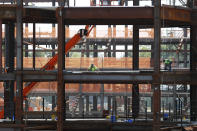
left=0, top=25, right=95, bottom=119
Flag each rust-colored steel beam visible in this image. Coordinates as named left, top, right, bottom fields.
left=57, top=7, right=65, bottom=131
left=153, top=0, right=161, bottom=130
left=161, top=6, right=191, bottom=23
left=0, top=5, right=192, bottom=26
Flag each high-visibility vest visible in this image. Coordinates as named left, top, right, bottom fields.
left=88, top=66, right=97, bottom=71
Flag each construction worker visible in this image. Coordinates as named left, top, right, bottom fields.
left=163, top=59, right=172, bottom=71
left=4, top=66, right=10, bottom=73
left=119, top=0, right=125, bottom=6
left=88, top=64, right=98, bottom=71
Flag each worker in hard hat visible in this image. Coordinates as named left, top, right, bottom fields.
left=163, top=59, right=172, bottom=71
left=88, top=64, right=98, bottom=71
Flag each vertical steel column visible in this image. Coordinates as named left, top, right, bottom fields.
left=0, top=20, right=2, bottom=73
left=52, top=95, right=56, bottom=111
left=25, top=45, right=28, bottom=57
left=25, top=99, right=28, bottom=112
left=107, top=43, right=111, bottom=57
left=132, top=0, right=140, bottom=119
left=79, top=84, right=83, bottom=117
left=113, top=43, right=116, bottom=57
left=52, top=44, right=55, bottom=57
left=94, top=44, right=98, bottom=57
left=86, top=44, right=89, bottom=57
left=4, top=22, right=15, bottom=119
left=183, top=28, right=187, bottom=68
left=108, top=96, right=111, bottom=112
left=33, top=23, right=36, bottom=70
left=190, top=25, right=197, bottom=121
left=86, top=96, right=89, bottom=115
left=124, top=96, right=128, bottom=118
left=15, top=0, right=23, bottom=128
left=112, top=96, right=117, bottom=115
left=151, top=0, right=154, bottom=68
left=125, top=44, right=128, bottom=57
left=133, top=26, right=139, bottom=69
left=57, top=7, right=65, bottom=131
left=153, top=0, right=161, bottom=130
left=24, top=23, right=28, bottom=57
left=93, top=96, right=97, bottom=111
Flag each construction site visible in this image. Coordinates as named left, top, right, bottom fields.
left=0, top=0, right=196, bottom=131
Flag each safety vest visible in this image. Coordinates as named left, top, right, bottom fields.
left=164, top=59, right=171, bottom=65
left=88, top=66, right=97, bottom=71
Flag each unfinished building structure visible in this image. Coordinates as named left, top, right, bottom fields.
left=0, top=0, right=196, bottom=131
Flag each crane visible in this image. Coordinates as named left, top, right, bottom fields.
left=0, top=25, right=95, bottom=119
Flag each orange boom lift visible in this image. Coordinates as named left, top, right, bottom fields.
left=0, top=25, right=95, bottom=119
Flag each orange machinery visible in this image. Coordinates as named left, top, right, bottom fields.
left=0, top=25, right=95, bottom=119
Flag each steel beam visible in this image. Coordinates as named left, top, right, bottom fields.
left=4, top=22, right=15, bottom=119
left=108, top=96, right=111, bottom=112
left=57, top=7, right=65, bottom=131
left=190, top=25, right=197, bottom=121
left=61, top=7, right=191, bottom=25
left=22, top=37, right=190, bottom=46
left=86, top=96, right=89, bottom=115
left=15, top=0, right=23, bottom=129
left=153, top=0, right=161, bottom=130
left=0, top=6, right=191, bottom=25
left=93, top=96, right=97, bottom=111
left=33, top=23, right=35, bottom=70
left=132, top=0, right=140, bottom=120
left=7, top=70, right=193, bottom=84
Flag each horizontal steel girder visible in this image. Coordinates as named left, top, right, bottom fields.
left=0, top=5, right=193, bottom=26
left=22, top=38, right=190, bottom=45
left=1, top=70, right=196, bottom=84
